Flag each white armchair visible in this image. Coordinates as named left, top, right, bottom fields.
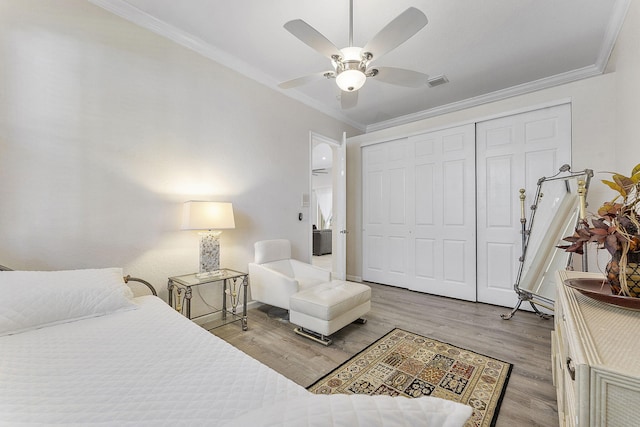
left=248, top=239, right=331, bottom=310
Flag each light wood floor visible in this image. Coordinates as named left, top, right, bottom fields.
left=213, top=282, right=558, bottom=427
left=311, top=254, right=332, bottom=270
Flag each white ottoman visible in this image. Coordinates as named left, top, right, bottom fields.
left=289, top=280, right=371, bottom=345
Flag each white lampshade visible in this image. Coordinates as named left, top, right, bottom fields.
left=181, top=201, right=235, bottom=231
left=336, top=69, right=366, bottom=92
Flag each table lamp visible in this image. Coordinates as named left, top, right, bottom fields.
left=181, top=201, right=235, bottom=277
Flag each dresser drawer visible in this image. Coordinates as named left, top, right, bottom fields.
left=590, top=366, right=640, bottom=427
left=554, top=281, right=579, bottom=426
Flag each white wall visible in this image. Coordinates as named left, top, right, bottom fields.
left=0, top=0, right=358, bottom=310
left=346, top=72, right=619, bottom=280
left=611, top=0, right=640, bottom=174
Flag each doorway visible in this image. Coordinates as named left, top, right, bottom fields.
left=309, top=132, right=346, bottom=279
left=311, top=141, right=333, bottom=269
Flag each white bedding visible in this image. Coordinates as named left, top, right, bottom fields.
left=0, top=296, right=472, bottom=426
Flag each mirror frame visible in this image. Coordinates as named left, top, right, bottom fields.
left=501, top=165, right=593, bottom=320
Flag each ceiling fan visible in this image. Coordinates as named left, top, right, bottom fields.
left=278, top=0, right=429, bottom=109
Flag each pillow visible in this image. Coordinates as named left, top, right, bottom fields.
left=0, top=267, right=137, bottom=336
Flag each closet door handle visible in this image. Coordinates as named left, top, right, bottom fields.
left=566, top=357, right=576, bottom=381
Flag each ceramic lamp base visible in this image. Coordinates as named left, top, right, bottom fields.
left=198, top=231, right=222, bottom=274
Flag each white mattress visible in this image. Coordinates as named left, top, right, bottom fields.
left=0, top=296, right=472, bottom=426
left=0, top=296, right=307, bottom=426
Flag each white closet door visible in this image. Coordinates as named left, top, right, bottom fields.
left=362, top=138, right=411, bottom=288
left=476, top=104, right=571, bottom=307
left=362, top=124, right=476, bottom=301
left=408, top=125, right=476, bottom=300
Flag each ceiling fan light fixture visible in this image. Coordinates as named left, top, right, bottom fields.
left=280, top=3, right=429, bottom=105
left=336, top=69, right=366, bottom=92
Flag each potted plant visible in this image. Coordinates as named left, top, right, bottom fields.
left=559, top=163, right=640, bottom=297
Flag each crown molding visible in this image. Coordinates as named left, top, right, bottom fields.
left=366, top=0, right=630, bottom=133
left=89, top=0, right=365, bottom=132
left=595, top=0, right=631, bottom=71
left=90, top=0, right=629, bottom=135
left=365, top=64, right=602, bottom=132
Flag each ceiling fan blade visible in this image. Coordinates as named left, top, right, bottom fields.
left=371, top=67, right=429, bottom=88
left=278, top=71, right=334, bottom=89
left=284, top=19, right=342, bottom=59
left=341, top=90, right=358, bottom=109
left=362, top=7, right=428, bottom=61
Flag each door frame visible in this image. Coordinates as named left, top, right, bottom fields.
left=309, top=131, right=346, bottom=279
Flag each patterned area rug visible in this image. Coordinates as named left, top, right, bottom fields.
left=308, top=328, right=512, bottom=427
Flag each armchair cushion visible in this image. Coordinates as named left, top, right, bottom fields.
left=262, top=260, right=294, bottom=278
left=248, top=263, right=299, bottom=310
left=254, top=239, right=291, bottom=264
left=249, top=239, right=331, bottom=310
left=290, top=260, right=331, bottom=290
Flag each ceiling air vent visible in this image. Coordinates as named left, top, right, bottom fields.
left=427, top=75, right=449, bottom=88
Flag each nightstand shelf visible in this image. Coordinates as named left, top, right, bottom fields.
left=167, top=269, right=248, bottom=331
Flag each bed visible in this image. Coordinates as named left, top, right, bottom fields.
left=0, top=267, right=472, bottom=426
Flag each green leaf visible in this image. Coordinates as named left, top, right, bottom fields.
left=602, top=179, right=625, bottom=197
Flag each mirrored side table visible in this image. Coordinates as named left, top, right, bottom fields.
left=167, top=269, right=248, bottom=331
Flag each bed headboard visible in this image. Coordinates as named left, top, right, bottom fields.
left=124, top=275, right=157, bottom=296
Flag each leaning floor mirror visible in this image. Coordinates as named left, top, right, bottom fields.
left=502, top=165, right=593, bottom=320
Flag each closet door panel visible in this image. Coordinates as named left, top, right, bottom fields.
left=362, top=139, right=410, bottom=287
left=476, top=104, right=571, bottom=307
left=486, top=242, right=515, bottom=290
left=415, top=238, right=435, bottom=278
left=485, top=155, right=515, bottom=228
left=443, top=239, right=466, bottom=283
left=415, top=163, right=435, bottom=225
left=362, top=125, right=474, bottom=300
left=443, top=159, right=465, bottom=225
left=389, top=236, right=407, bottom=274
left=388, top=168, right=407, bottom=224
left=410, top=124, right=476, bottom=301
left=362, top=146, right=387, bottom=284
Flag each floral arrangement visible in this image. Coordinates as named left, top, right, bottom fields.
left=559, top=163, right=640, bottom=297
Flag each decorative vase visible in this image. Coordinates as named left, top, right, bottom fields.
left=606, top=251, right=640, bottom=298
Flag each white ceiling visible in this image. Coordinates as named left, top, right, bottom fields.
left=91, top=0, right=630, bottom=132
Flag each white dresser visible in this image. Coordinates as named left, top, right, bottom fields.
left=553, top=271, right=640, bottom=427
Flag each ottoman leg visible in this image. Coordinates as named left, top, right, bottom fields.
left=294, top=327, right=332, bottom=346
left=353, top=318, right=367, bottom=325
